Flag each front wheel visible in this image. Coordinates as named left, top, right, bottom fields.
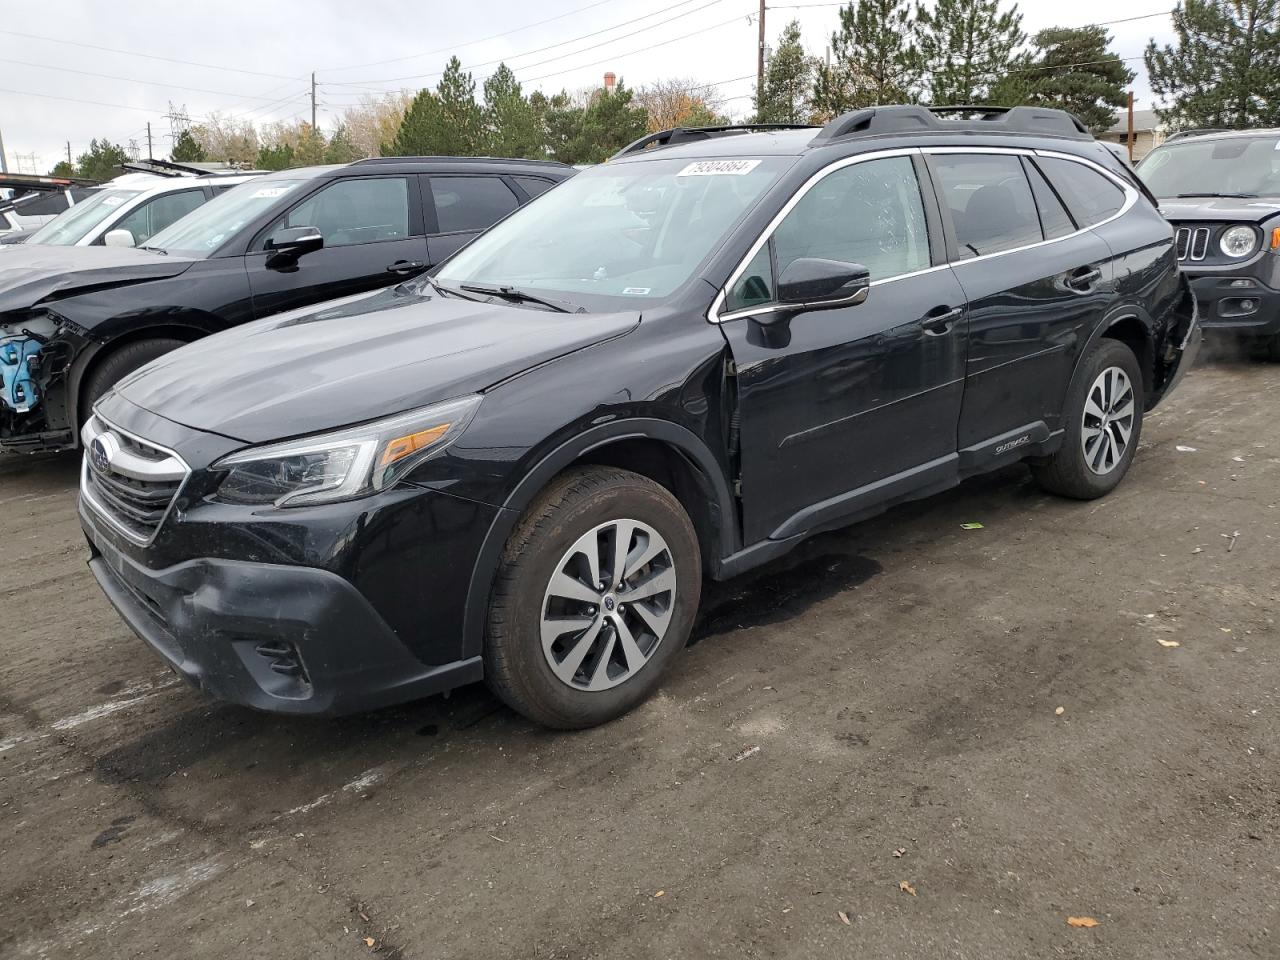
left=1032, top=338, right=1145, bottom=500
left=79, top=338, right=186, bottom=428
left=484, top=466, right=702, bottom=729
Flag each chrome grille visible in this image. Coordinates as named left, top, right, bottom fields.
left=1174, top=225, right=1212, bottom=261
left=80, top=415, right=189, bottom=545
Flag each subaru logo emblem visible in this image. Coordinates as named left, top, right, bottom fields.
left=90, top=437, right=110, bottom=474
left=604, top=596, right=616, bottom=611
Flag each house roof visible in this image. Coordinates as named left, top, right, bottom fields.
left=1108, top=109, right=1160, bottom=134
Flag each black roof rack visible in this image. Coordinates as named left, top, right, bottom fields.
left=810, top=104, right=1091, bottom=145
left=0, top=173, right=98, bottom=192
left=351, top=155, right=570, bottom=168
left=1163, top=127, right=1231, bottom=143
left=612, top=123, right=819, bottom=159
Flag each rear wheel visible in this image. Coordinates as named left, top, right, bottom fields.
left=485, top=466, right=701, bottom=729
left=1263, top=334, right=1280, bottom=362
left=1032, top=338, right=1145, bottom=500
left=79, top=338, right=186, bottom=428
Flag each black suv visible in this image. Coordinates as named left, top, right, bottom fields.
left=1137, top=128, right=1280, bottom=359
left=0, top=156, right=573, bottom=451
left=79, top=106, right=1197, bottom=728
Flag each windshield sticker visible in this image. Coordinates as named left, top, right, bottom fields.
left=677, top=159, right=762, bottom=177
left=252, top=186, right=295, bottom=199
left=1247, top=202, right=1280, bottom=209
left=102, top=196, right=125, bottom=206
left=621, top=287, right=652, bottom=295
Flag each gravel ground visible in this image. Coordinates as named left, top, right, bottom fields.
left=0, top=351, right=1276, bottom=960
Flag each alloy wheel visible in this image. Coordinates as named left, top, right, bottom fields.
left=540, top=519, right=677, bottom=691
left=1081, top=365, right=1135, bottom=475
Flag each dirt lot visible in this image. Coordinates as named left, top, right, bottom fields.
left=1, top=352, right=1277, bottom=960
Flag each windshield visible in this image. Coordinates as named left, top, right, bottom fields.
left=149, top=178, right=305, bottom=256
left=1138, top=135, right=1280, bottom=198
left=26, top=188, right=139, bottom=245
left=434, top=156, right=789, bottom=309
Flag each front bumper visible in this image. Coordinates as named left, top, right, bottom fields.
left=81, top=495, right=483, bottom=716
left=1188, top=275, right=1280, bottom=336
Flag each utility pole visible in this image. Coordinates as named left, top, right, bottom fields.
left=0, top=127, right=8, bottom=174
left=146, top=122, right=153, bottom=160
left=311, top=72, right=317, bottom=130
left=756, top=0, right=766, bottom=112
left=1127, top=91, right=1135, bottom=162
left=66, top=141, right=72, bottom=166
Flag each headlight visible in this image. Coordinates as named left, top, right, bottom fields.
left=1219, top=225, right=1258, bottom=258
left=212, top=395, right=481, bottom=507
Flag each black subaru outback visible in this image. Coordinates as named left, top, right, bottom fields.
left=79, top=106, right=1198, bottom=728
left=0, top=156, right=573, bottom=452
left=1137, top=128, right=1280, bottom=359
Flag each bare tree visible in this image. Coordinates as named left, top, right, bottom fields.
left=636, top=78, right=728, bottom=131
left=190, top=112, right=259, bottom=166
left=338, top=91, right=416, bottom=157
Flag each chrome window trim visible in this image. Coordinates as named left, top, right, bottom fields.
left=80, top=412, right=191, bottom=547
left=709, top=145, right=1140, bottom=324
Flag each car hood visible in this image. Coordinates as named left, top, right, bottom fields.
left=1156, top=197, right=1280, bottom=223
left=0, top=244, right=193, bottom=315
left=114, top=286, right=640, bottom=444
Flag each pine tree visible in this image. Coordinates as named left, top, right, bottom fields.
left=914, top=0, right=1025, bottom=105
left=483, top=64, right=544, bottom=158
left=256, top=142, right=296, bottom=171
left=294, top=123, right=327, bottom=166
left=755, top=20, right=817, bottom=123
left=1146, top=0, right=1280, bottom=130
left=324, top=124, right=362, bottom=163
left=540, top=91, right=586, bottom=163
left=1008, top=26, right=1134, bottom=131
left=170, top=130, right=206, bottom=163
left=825, top=0, right=922, bottom=112
left=50, top=160, right=75, bottom=178
left=73, top=139, right=129, bottom=181
left=434, top=56, right=483, bottom=155
left=386, top=89, right=444, bottom=155
left=571, top=82, right=649, bottom=164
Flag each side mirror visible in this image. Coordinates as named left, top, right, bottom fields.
left=776, top=258, right=871, bottom=309
left=265, top=226, right=324, bottom=264
left=103, top=228, right=135, bottom=248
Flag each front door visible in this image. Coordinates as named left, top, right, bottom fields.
left=718, top=153, right=968, bottom=544
left=247, top=174, right=429, bottom=318
left=925, top=151, right=1117, bottom=450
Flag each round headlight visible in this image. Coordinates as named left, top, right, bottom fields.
left=1220, top=225, right=1258, bottom=258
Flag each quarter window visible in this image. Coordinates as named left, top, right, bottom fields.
left=515, top=176, right=556, bottom=199
left=931, top=154, right=1043, bottom=258
left=726, top=156, right=929, bottom=312
left=1038, top=157, right=1126, bottom=226
left=431, top=176, right=518, bottom=234
left=269, top=177, right=412, bottom=247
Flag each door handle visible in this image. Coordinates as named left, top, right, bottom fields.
left=386, top=259, right=426, bottom=274
left=1064, top=266, right=1103, bottom=292
left=920, top=305, right=962, bottom=335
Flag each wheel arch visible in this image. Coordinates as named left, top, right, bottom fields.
left=459, top=418, right=738, bottom=662
left=1065, top=306, right=1157, bottom=414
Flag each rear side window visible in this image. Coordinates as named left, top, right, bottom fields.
left=112, top=189, right=205, bottom=245
left=11, top=191, right=70, bottom=217
left=725, top=156, right=930, bottom=312
left=1023, top=159, right=1076, bottom=239
left=430, top=176, right=518, bottom=234
left=515, top=176, right=556, bottom=199
left=931, top=154, right=1042, bottom=258
left=1038, top=157, right=1126, bottom=226
left=271, top=176, right=412, bottom=247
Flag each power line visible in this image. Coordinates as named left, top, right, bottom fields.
left=321, top=0, right=617, bottom=72
left=0, top=28, right=301, bottom=81
left=0, top=57, right=312, bottom=103
left=328, top=0, right=727, bottom=87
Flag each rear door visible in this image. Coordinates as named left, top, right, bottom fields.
left=246, top=174, right=428, bottom=318
left=719, top=152, right=969, bottom=544
left=424, top=175, right=521, bottom=264
left=926, top=149, right=1117, bottom=456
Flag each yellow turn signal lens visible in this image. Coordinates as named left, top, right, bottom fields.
left=1271, top=227, right=1280, bottom=250
left=380, top=424, right=450, bottom=466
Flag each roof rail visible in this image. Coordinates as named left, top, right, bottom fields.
left=611, top=123, right=819, bottom=160
left=351, top=155, right=569, bottom=168
left=1163, top=127, right=1231, bottom=143
left=810, top=104, right=1091, bottom=145
left=120, top=162, right=183, bottom=178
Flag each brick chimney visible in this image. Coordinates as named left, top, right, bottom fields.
left=603, top=72, right=617, bottom=93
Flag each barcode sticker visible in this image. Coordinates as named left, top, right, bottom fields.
left=677, top=159, right=761, bottom=177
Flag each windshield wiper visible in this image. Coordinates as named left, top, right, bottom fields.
left=1172, top=192, right=1259, bottom=199
left=459, top=283, right=583, bottom=314
left=138, top=244, right=168, bottom=255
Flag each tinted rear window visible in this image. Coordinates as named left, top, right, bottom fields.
left=430, top=176, right=518, bottom=233
left=1038, top=157, right=1126, bottom=227
left=1024, top=159, right=1076, bottom=239
left=931, top=154, right=1042, bottom=258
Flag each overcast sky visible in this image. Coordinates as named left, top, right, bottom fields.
left=1, top=0, right=1175, bottom=173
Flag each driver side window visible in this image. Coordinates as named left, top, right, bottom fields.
left=264, top=176, right=411, bottom=249
left=725, top=156, right=930, bottom=313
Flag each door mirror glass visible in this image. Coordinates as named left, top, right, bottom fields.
left=265, top=226, right=324, bottom=259
left=776, top=257, right=871, bottom=308
left=103, top=228, right=135, bottom=248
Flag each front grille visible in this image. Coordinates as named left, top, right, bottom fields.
left=1174, top=225, right=1213, bottom=261
left=81, top=415, right=189, bottom=545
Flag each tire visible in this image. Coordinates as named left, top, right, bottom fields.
left=1032, top=338, right=1145, bottom=500
left=484, top=466, right=702, bottom=729
left=1263, top=334, right=1280, bottom=363
left=79, top=338, right=186, bottom=427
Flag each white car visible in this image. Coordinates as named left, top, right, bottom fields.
left=17, top=172, right=259, bottom=249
